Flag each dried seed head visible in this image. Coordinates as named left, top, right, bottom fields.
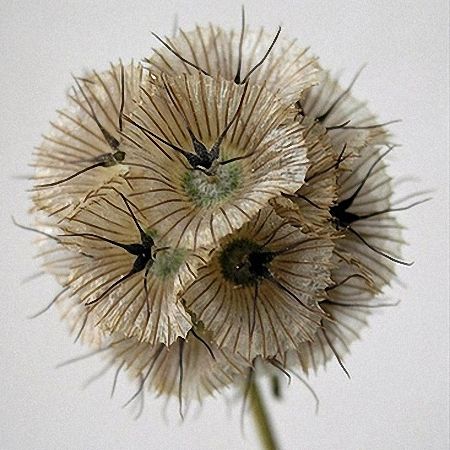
left=57, top=189, right=208, bottom=346
left=103, top=330, right=251, bottom=409
left=123, top=72, right=309, bottom=249
left=32, top=61, right=143, bottom=218
left=182, top=207, right=334, bottom=360
left=147, top=24, right=320, bottom=103
left=23, top=13, right=414, bottom=417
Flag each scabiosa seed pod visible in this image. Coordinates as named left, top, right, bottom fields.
left=182, top=207, right=334, bottom=360
left=20, top=8, right=425, bottom=450
left=146, top=19, right=320, bottom=104
left=122, top=71, right=309, bottom=249
left=32, top=61, right=143, bottom=218
left=57, top=188, right=209, bottom=346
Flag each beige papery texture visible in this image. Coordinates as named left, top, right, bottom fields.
left=301, top=69, right=392, bottom=158
left=290, top=143, right=404, bottom=373
left=266, top=69, right=400, bottom=373
left=101, top=331, right=252, bottom=406
left=272, top=116, right=338, bottom=234
left=30, top=219, right=106, bottom=347
left=182, top=207, right=334, bottom=361
left=56, top=186, right=210, bottom=347
left=32, top=61, right=143, bottom=218
left=24, top=14, right=410, bottom=412
left=146, top=25, right=320, bottom=104
left=122, top=72, right=309, bottom=250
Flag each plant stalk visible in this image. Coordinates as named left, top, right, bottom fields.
left=249, top=378, right=279, bottom=450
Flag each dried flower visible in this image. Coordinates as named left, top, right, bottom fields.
left=182, top=207, right=333, bottom=360
left=32, top=61, right=143, bottom=217
left=21, top=10, right=424, bottom=450
left=103, top=331, right=251, bottom=408
left=57, top=188, right=204, bottom=346
left=146, top=24, right=320, bottom=103
left=122, top=71, right=309, bottom=249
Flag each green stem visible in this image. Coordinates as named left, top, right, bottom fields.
left=249, top=378, right=279, bottom=450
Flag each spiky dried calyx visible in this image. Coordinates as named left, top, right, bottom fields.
left=25, top=13, right=418, bottom=416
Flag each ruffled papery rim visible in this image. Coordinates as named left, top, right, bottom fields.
left=123, top=72, right=309, bottom=250
left=272, top=116, right=339, bottom=234
left=286, top=249, right=382, bottom=374
left=333, top=145, right=404, bottom=289
left=27, top=218, right=107, bottom=347
left=32, top=61, right=143, bottom=218
left=146, top=25, right=320, bottom=104
left=101, top=330, right=251, bottom=410
left=287, top=145, right=405, bottom=375
left=182, top=207, right=334, bottom=360
left=56, top=188, right=211, bottom=347
left=301, top=69, right=392, bottom=159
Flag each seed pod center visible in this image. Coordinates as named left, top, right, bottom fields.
left=219, top=238, right=274, bottom=286
left=182, top=162, right=241, bottom=207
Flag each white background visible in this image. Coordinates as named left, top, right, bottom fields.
left=0, top=1, right=448, bottom=449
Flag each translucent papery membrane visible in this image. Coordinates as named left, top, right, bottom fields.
left=272, top=116, right=338, bottom=233
left=287, top=249, right=383, bottom=374
left=302, top=69, right=392, bottom=158
left=124, top=72, right=309, bottom=250
left=288, top=145, right=406, bottom=374
left=103, top=331, right=251, bottom=406
left=66, top=247, right=193, bottom=346
left=147, top=25, right=320, bottom=104
left=32, top=231, right=106, bottom=347
left=336, top=145, right=404, bottom=288
left=56, top=190, right=212, bottom=347
left=183, top=207, right=334, bottom=360
left=32, top=61, right=143, bottom=218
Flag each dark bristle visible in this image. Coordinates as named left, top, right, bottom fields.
left=28, top=286, right=69, bottom=319
left=347, top=227, right=414, bottom=266
left=151, top=32, right=210, bottom=77
left=190, top=329, right=216, bottom=360
left=242, top=26, right=282, bottom=84
left=33, top=162, right=104, bottom=189
left=178, top=340, right=185, bottom=420
left=72, top=75, right=120, bottom=150
left=118, top=60, right=125, bottom=132
left=305, top=143, right=348, bottom=183
left=322, top=328, right=351, bottom=379
left=316, top=65, right=366, bottom=123
left=234, top=6, right=246, bottom=84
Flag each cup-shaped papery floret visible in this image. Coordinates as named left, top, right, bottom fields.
left=301, top=69, right=393, bottom=159
left=103, top=330, right=251, bottom=409
left=182, top=207, right=334, bottom=360
left=32, top=61, right=143, bottom=218
left=57, top=189, right=209, bottom=346
left=147, top=25, right=320, bottom=104
left=123, top=72, right=309, bottom=250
